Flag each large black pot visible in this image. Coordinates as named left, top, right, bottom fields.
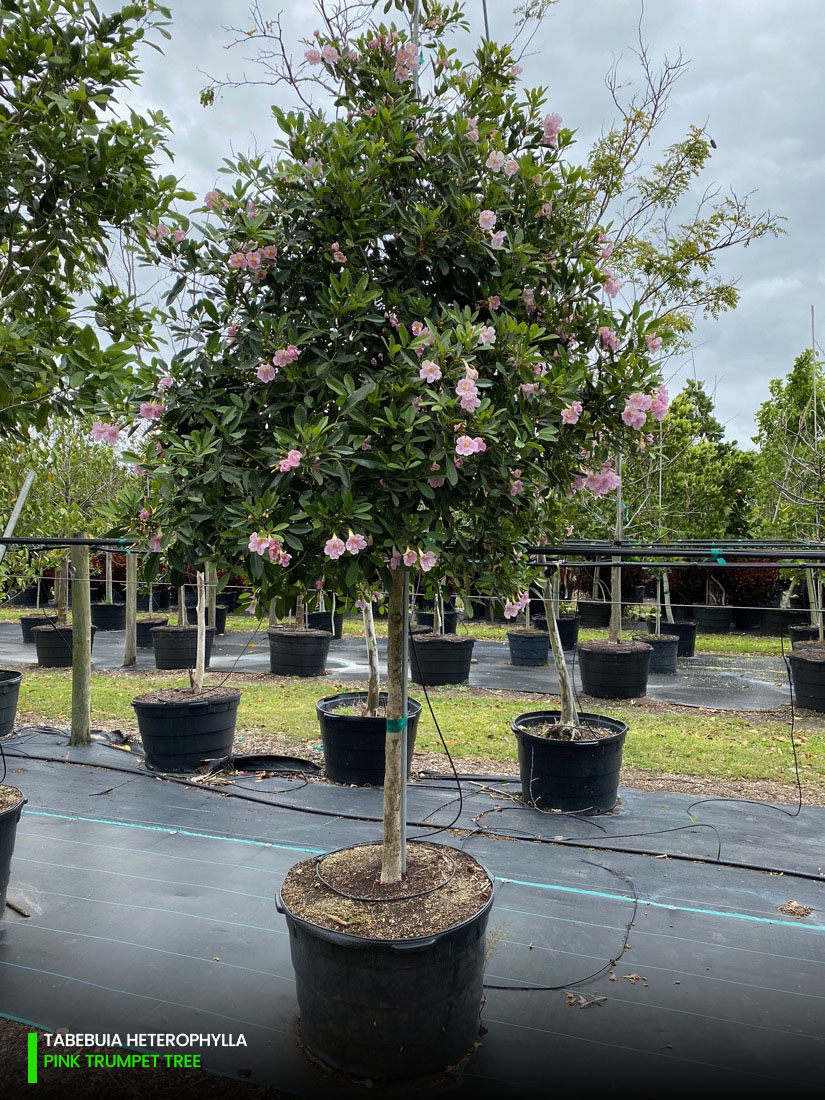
left=132, top=688, right=241, bottom=772
left=409, top=634, right=474, bottom=686
left=647, top=617, right=697, bottom=657
left=151, top=626, right=214, bottom=670
left=535, top=615, right=580, bottom=651
left=692, top=605, right=732, bottom=634
left=5, top=586, right=38, bottom=608
left=577, top=640, right=652, bottom=699
left=137, top=589, right=169, bottom=612
left=416, top=609, right=459, bottom=635
left=186, top=604, right=228, bottom=634
left=634, top=633, right=678, bottom=674
left=316, top=692, right=422, bottom=785
left=0, top=786, right=26, bottom=918
left=507, top=630, right=549, bottom=667
left=276, top=843, right=494, bottom=1080
left=790, top=625, right=822, bottom=651
left=787, top=650, right=825, bottom=712
left=512, top=710, right=628, bottom=813
left=760, top=608, right=809, bottom=636
left=0, top=670, right=22, bottom=736
left=20, top=613, right=57, bottom=644
left=268, top=628, right=331, bottom=676
left=307, top=610, right=344, bottom=639
left=32, top=624, right=97, bottom=668
left=576, top=600, right=611, bottom=628
left=135, top=616, right=168, bottom=648
left=90, top=601, right=126, bottom=631
left=732, top=607, right=762, bottom=631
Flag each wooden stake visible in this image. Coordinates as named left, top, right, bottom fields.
left=69, top=542, right=91, bottom=746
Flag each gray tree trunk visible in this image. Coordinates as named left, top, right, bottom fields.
left=177, top=585, right=186, bottom=627
left=123, top=553, right=137, bottom=666
left=193, top=570, right=206, bottom=693
left=381, top=567, right=405, bottom=884
left=206, top=562, right=217, bottom=629
left=69, top=543, right=92, bottom=745
left=364, top=600, right=381, bottom=715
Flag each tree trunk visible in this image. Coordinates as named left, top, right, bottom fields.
left=541, top=577, right=578, bottom=727
left=206, top=561, right=217, bottom=630
left=662, top=570, right=675, bottom=623
left=123, top=552, right=137, bottom=666
left=364, top=599, right=381, bottom=716
left=105, top=551, right=113, bottom=604
left=269, top=597, right=278, bottom=627
left=381, top=567, right=406, bottom=884
left=806, top=568, right=818, bottom=627
left=56, top=554, right=69, bottom=626
left=194, top=570, right=206, bottom=693
left=609, top=559, right=622, bottom=643
left=177, top=585, right=186, bottom=627
left=295, top=593, right=305, bottom=630
left=69, top=543, right=92, bottom=746
left=432, top=585, right=443, bottom=635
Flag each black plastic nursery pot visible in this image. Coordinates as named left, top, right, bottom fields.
left=19, top=613, right=56, bottom=644
left=732, top=606, right=762, bottom=631
left=577, top=640, right=652, bottom=699
left=507, top=629, right=549, bottom=667
left=276, top=843, right=494, bottom=1080
left=0, top=670, right=22, bottom=736
left=760, top=607, right=809, bottom=636
left=186, top=604, right=228, bottom=634
left=31, top=624, right=97, bottom=668
left=415, top=609, right=459, bottom=635
left=576, top=600, right=611, bottom=628
left=409, top=634, right=474, bottom=686
left=512, top=710, right=628, bottom=813
left=90, top=601, right=126, bottom=631
left=316, top=692, right=422, bottom=785
left=790, top=625, right=823, bottom=650
left=136, top=590, right=168, bottom=612
left=135, top=616, right=168, bottom=648
left=151, top=626, right=215, bottom=670
left=0, top=785, right=26, bottom=917
left=268, top=628, right=332, bottom=676
left=306, top=610, right=344, bottom=639
left=647, top=617, right=697, bottom=657
left=634, top=633, right=678, bottom=674
left=787, top=649, right=825, bottom=712
left=692, top=605, right=732, bottom=634
left=132, top=688, right=241, bottom=772
left=555, top=614, right=580, bottom=651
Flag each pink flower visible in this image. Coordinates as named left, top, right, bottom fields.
left=130, top=464, right=144, bottom=477
left=477, top=325, right=496, bottom=346
left=172, top=229, right=186, bottom=244
left=388, top=548, right=401, bottom=570
left=266, top=539, right=282, bottom=560
left=489, top=230, right=506, bottom=249
left=245, top=250, right=262, bottom=271
left=321, top=43, right=340, bottom=63
left=471, top=436, right=487, bottom=453
left=584, top=464, right=621, bottom=496
left=598, top=326, right=620, bottom=353
left=460, top=394, right=481, bottom=413
left=324, top=535, right=346, bottom=559
left=150, top=534, right=162, bottom=553
left=503, top=158, right=519, bottom=177
left=402, top=547, right=417, bottom=567
left=226, top=324, right=239, bottom=340
left=305, top=47, right=322, bottom=64
left=478, top=209, right=497, bottom=231
left=427, top=476, right=445, bottom=488
left=486, top=150, right=506, bottom=172
left=346, top=531, right=367, bottom=554
left=603, top=277, right=621, bottom=298
left=273, top=346, right=299, bottom=366
left=287, top=449, right=302, bottom=467
left=455, top=435, right=476, bottom=456
left=90, top=422, right=120, bottom=447
left=248, top=532, right=269, bottom=555
left=543, top=112, right=562, bottom=145
left=488, top=295, right=501, bottom=311
left=394, top=42, right=419, bottom=81
left=561, top=401, right=583, bottom=425
left=355, top=598, right=368, bottom=612
left=411, top=321, right=425, bottom=336
left=204, top=190, right=221, bottom=210
left=139, top=508, right=150, bottom=520
left=510, top=479, right=524, bottom=495
left=522, top=288, right=536, bottom=312
left=257, top=363, right=276, bottom=382
left=420, top=360, right=442, bottom=383
left=419, top=551, right=438, bottom=572
left=467, top=117, right=479, bottom=141
left=650, top=385, right=669, bottom=421
left=157, top=375, right=173, bottom=391
left=540, top=202, right=553, bottom=219
left=139, top=402, right=164, bottom=420
left=278, top=458, right=292, bottom=472
left=521, top=383, right=539, bottom=397
left=622, top=406, right=647, bottom=430
left=456, top=376, right=478, bottom=398
left=228, top=252, right=247, bottom=270
left=261, top=245, right=278, bottom=261
left=646, top=334, right=663, bottom=354
left=245, top=201, right=259, bottom=219
left=533, top=362, right=548, bottom=376
left=279, top=551, right=292, bottom=567
left=566, top=524, right=574, bottom=537
left=361, top=439, right=372, bottom=451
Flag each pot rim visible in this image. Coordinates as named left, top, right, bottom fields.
left=511, top=708, right=628, bottom=743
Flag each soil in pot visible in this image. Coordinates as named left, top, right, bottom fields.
left=278, top=842, right=493, bottom=1080
left=132, top=687, right=241, bottom=772
left=790, top=625, right=823, bottom=650
left=316, top=692, right=422, bottom=785
left=409, top=633, right=474, bottom=686
left=0, top=784, right=26, bottom=917
left=268, top=628, right=332, bottom=676
left=151, top=625, right=215, bottom=670
left=577, top=640, right=652, bottom=699
left=633, top=633, right=678, bottom=674
left=512, top=710, right=628, bottom=813
left=507, top=628, right=549, bottom=667
left=0, top=670, right=22, bottom=736
left=32, top=624, right=97, bottom=668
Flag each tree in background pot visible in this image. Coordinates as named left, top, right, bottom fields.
left=409, top=575, right=474, bottom=685
left=131, top=2, right=664, bottom=1080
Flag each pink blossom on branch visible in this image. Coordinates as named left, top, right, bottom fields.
left=324, top=535, right=346, bottom=559
left=248, top=532, right=269, bottom=555
left=503, top=158, right=519, bottom=177
left=489, top=230, right=507, bottom=249
left=561, top=401, right=583, bottom=425
left=90, top=422, right=120, bottom=447
left=402, top=547, right=418, bottom=567
left=478, top=209, right=497, bottom=231
left=455, top=435, right=476, bottom=456
left=139, top=403, right=164, bottom=421
left=388, top=548, right=401, bottom=570
left=650, top=385, right=669, bottom=420
left=346, top=531, right=367, bottom=554
left=149, top=534, right=162, bottom=553
left=646, top=334, right=663, bottom=353
left=419, top=550, right=438, bottom=572
left=477, top=325, right=496, bottom=346
left=598, top=326, right=621, bottom=353
left=485, top=150, right=506, bottom=172
left=419, top=360, right=442, bottom=383
left=542, top=112, right=562, bottom=145
left=257, top=364, right=276, bottom=383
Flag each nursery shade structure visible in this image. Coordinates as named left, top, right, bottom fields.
left=528, top=539, right=825, bottom=568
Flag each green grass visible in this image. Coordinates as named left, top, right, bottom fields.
left=10, top=665, right=825, bottom=790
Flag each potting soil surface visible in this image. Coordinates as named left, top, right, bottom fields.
left=0, top=621, right=794, bottom=711
left=1, top=725, right=823, bottom=1097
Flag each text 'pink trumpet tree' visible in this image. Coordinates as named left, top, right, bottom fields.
left=138, top=1, right=665, bottom=881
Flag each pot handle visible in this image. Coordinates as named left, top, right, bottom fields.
left=188, top=702, right=210, bottom=714
left=274, top=892, right=285, bottom=915
left=390, top=936, right=437, bottom=952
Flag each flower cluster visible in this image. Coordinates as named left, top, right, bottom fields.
left=248, top=532, right=292, bottom=567
left=324, top=531, right=368, bottom=559
left=90, top=422, right=120, bottom=447
left=394, top=41, right=419, bottom=82
left=455, top=372, right=481, bottom=413
left=139, top=402, right=164, bottom=421
left=257, top=345, right=299, bottom=383
left=622, top=387, right=669, bottom=429
left=228, top=245, right=278, bottom=272
left=148, top=223, right=185, bottom=245
left=388, top=547, right=438, bottom=571
left=455, top=434, right=486, bottom=456
left=561, top=401, right=583, bottom=425
left=503, top=591, right=530, bottom=619
left=331, top=241, right=346, bottom=264
left=574, top=463, right=622, bottom=497
left=598, top=326, right=621, bottom=353
left=277, top=449, right=302, bottom=473
left=542, top=113, right=562, bottom=145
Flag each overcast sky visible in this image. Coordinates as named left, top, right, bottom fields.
left=125, top=0, right=825, bottom=447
